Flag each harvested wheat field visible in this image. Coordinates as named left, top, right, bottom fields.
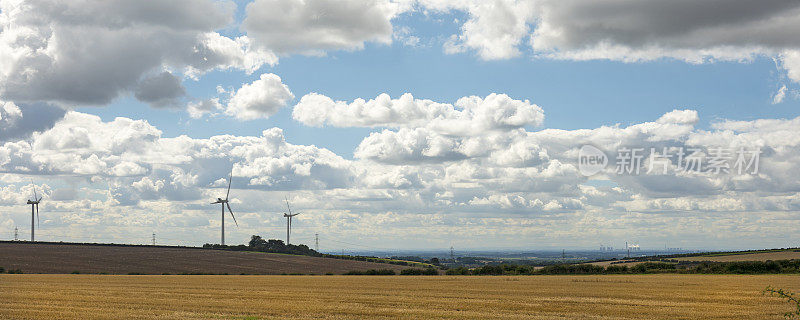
left=0, top=242, right=409, bottom=274
left=587, top=249, right=800, bottom=267
left=1, top=274, right=798, bottom=319
left=675, top=251, right=800, bottom=262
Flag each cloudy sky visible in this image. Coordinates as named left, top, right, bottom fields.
left=1, top=0, right=799, bottom=251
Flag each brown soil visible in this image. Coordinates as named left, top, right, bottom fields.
left=0, top=242, right=410, bottom=275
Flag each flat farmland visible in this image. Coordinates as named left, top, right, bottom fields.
left=1, top=274, right=798, bottom=319
left=675, top=250, right=800, bottom=262
left=588, top=249, right=800, bottom=267
left=0, top=242, right=409, bottom=275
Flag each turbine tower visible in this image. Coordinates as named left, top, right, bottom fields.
left=26, top=182, right=42, bottom=241
left=283, top=197, right=300, bottom=245
left=211, top=169, right=237, bottom=245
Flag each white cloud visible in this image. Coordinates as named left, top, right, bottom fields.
left=187, top=98, right=223, bottom=119
left=0, top=0, right=275, bottom=106
left=243, top=0, right=411, bottom=55
left=782, top=50, right=800, bottom=83
left=293, top=92, right=544, bottom=134
left=772, top=85, right=787, bottom=104
left=656, top=109, right=698, bottom=125
left=420, top=0, right=800, bottom=84
left=0, top=100, right=22, bottom=126
left=225, top=73, right=295, bottom=120
left=0, top=107, right=798, bottom=248
left=436, top=0, right=535, bottom=60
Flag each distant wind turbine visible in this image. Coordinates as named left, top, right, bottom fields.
left=26, top=181, right=42, bottom=242
left=283, top=197, right=300, bottom=245
left=211, top=169, right=237, bottom=245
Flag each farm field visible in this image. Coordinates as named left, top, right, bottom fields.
left=0, top=242, right=409, bottom=275
left=587, top=249, right=800, bottom=267
left=1, top=274, right=798, bottom=319
left=675, top=250, right=800, bottom=262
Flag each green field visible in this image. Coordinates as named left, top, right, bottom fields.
left=1, top=274, right=798, bottom=319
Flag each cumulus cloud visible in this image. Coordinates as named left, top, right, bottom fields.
left=0, top=111, right=352, bottom=190
left=243, top=0, right=410, bottom=55
left=434, top=0, right=536, bottom=60
left=187, top=98, right=223, bottom=119
left=134, top=72, right=186, bottom=108
left=528, top=0, right=800, bottom=62
left=0, top=0, right=275, bottom=106
left=1, top=108, right=800, bottom=248
left=293, top=92, right=544, bottom=134
left=0, top=101, right=22, bottom=129
left=421, top=0, right=800, bottom=83
left=225, top=73, right=294, bottom=120
left=0, top=101, right=66, bottom=142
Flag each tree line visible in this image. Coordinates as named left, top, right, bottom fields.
left=443, top=260, right=800, bottom=275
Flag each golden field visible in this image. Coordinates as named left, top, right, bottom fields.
left=675, top=251, right=800, bottom=262
left=1, top=274, right=798, bottom=319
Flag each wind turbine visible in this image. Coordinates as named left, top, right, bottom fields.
left=211, top=169, right=237, bottom=245
left=283, top=197, right=300, bottom=245
left=26, top=181, right=42, bottom=242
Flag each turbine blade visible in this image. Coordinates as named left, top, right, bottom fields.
left=225, top=169, right=233, bottom=201
left=227, top=203, right=238, bottom=227
left=31, top=180, right=38, bottom=202
left=36, top=203, right=39, bottom=227
left=285, top=196, right=292, bottom=215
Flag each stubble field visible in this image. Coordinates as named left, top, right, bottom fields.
left=1, top=274, right=798, bottom=319
left=0, top=242, right=410, bottom=275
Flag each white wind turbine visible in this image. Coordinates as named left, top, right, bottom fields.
left=26, top=181, right=42, bottom=242
left=211, top=169, right=237, bottom=245
left=283, top=197, right=300, bottom=245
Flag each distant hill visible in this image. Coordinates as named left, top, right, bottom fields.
left=588, top=248, right=800, bottom=267
left=0, top=241, right=410, bottom=275
left=672, top=249, right=800, bottom=262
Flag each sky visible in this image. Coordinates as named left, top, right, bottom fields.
left=1, top=0, right=800, bottom=252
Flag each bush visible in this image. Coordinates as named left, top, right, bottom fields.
left=473, top=265, right=505, bottom=275
left=538, top=264, right=605, bottom=275
left=694, top=260, right=800, bottom=274
left=400, top=268, right=438, bottom=275
left=605, top=265, right=629, bottom=273
left=343, top=269, right=396, bottom=275
left=71, top=270, right=81, bottom=274
left=7, top=269, right=22, bottom=274
left=445, top=267, right=471, bottom=275
left=0, top=267, right=4, bottom=273
left=763, top=286, right=800, bottom=319
left=631, top=262, right=676, bottom=273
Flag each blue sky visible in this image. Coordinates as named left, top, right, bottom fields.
left=2, top=0, right=800, bottom=250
